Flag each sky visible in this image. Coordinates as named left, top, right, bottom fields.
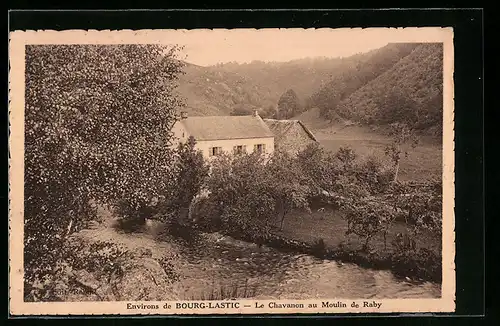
left=152, top=28, right=443, bottom=66
left=16, top=28, right=450, bottom=67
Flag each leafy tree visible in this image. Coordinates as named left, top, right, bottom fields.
left=168, top=136, right=210, bottom=218
left=341, top=198, right=397, bottom=251
left=354, top=154, right=394, bottom=195
left=296, top=143, right=325, bottom=192
left=207, top=153, right=275, bottom=238
left=24, top=44, right=185, bottom=294
left=374, top=90, right=420, bottom=126
left=384, top=123, right=419, bottom=182
left=388, top=180, right=442, bottom=234
left=276, top=89, right=301, bottom=119
left=334, top=146, right=358, bottom=172
left=267, top=151, right=311, bottom=230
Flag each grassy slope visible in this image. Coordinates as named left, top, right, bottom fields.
left=295, top=107, right=442, bottom=181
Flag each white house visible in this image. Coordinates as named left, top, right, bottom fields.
left=171, top=110, right=275, bottom=160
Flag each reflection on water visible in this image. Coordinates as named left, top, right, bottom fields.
left=130, top=220, right=441, bottom=300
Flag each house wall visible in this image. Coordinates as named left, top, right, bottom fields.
left=197, top=137, right=274, bottom=160
left=275, top=123, right=317, bottom=155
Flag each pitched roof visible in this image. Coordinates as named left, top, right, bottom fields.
left=179, top=115, right=275, bottom=141
left=263, top=119, right=318, bottom=142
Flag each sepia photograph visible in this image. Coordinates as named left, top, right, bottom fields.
left=9, top=27, right=455, bottom=315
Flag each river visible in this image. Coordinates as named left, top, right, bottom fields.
left=114, top=220, right=441, bottom=300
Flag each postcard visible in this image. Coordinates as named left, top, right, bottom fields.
left=9, top=27, right=455, bottom=315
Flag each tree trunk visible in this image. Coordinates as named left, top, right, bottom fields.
left=363, top=236, right=372, bottom=252
left=393, top=159, right=400, bottom=182
left=383, top=230, right=388, bottom=250
left=279, top=209, right=287, bottom=231
left=65, top=219, right=73, bottom=237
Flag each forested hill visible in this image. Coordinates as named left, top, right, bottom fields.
left=307, top=43, right=444, bottom=133
left=175, top=57, right=346, bottom=117
left=175, top=43, right=444, bottom=134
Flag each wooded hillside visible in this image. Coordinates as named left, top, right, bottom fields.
left=176, top=43, right=444, bottom=134
left=312, top=43, right=443, bottom=133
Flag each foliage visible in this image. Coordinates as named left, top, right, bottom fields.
left=114, top=199, right=157, bottom=231
left=187, top=279, right=257, bottom=300
left=295, top=142, right=327, bottom=192
left=307, top=43, right=443, bottom=133
left=384, top=123, right=419, bottom=181
left=24, top=44, right=185, bottom=291
left=334, top=146, right=358, bottom=172
left=276, top=89, right=302, bottom=119
left=267, top=151, right=311, bottom=230
left=24, top=239, right=130, bottom=302
left=204, top=151, right=311, bottom=237
left=341, top=198, right=398, bottom=251
left=167, top=136, right=209, bottom=212
left=354, top=154, right=394, bottom=195
left=388, top=180, right=442, bottom=234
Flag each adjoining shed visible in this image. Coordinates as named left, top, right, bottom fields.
left=263, top=119, right=318, bottom=155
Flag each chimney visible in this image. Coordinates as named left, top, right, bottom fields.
left=180, top=111, right=188, bottom=120
left=253, top=110, right=259, bottom=117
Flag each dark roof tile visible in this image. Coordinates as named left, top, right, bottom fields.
left=180, top=115, right=274, bottom=141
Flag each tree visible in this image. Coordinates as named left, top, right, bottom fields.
left=335, top=146, right=357, bottom=173
left=374, top=90, right=420, bottom=126
left=342, top=198, right=397, bottom=251
left=354, top=154, right=394, bottom=195
left=388, top=180, right=442, bottom=234
left=296, top=143, right=325, bottom=192
left=384, top=123, right=419, bottom=182
left=267, top=151, right=310, bottom=230
left=207, top=153, right=275, bottom=239
left=168, top=136, right=210, bottom=220
left=276, top=89, right=301, bottom=119
left=24, top=44, right=185, bottom=293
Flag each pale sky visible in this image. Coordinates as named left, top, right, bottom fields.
left=14, top=28, right=451, bottom=67
left=155, top=28, right=447, bottom=66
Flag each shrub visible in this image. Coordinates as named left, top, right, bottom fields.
left=312, top=238, right=327, bottom=257
left=114, top=199, right=157, bottom=231
left=24, top=239, right=129, bottom=302
left=354, top=154, right=394, bottom=195
left=162, top=136, right=210, bottom=219
left=187, top=280, right=257, bottom=300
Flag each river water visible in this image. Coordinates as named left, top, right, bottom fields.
left=121, top=220, right=441, bottom=300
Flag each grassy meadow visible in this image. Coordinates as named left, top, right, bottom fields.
left=275, top=208, right=442, bottom=257
left=296, top=108, right=443, bottom=181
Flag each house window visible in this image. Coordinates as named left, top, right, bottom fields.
left=233, top=145, right=246, bottom=155
left=254, top=144, right=266, bottom=154
left=209, top=147, right=222, bottom=156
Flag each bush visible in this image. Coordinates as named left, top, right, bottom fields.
left=24, top=239, right=129, bottom=302
left=354, top=154, right=394, bottom=195
left=114, top=199, right=157, bottom=231
left=311, top=238, right=327, bottom=257
left=187, top=280, right=257, bottom=300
